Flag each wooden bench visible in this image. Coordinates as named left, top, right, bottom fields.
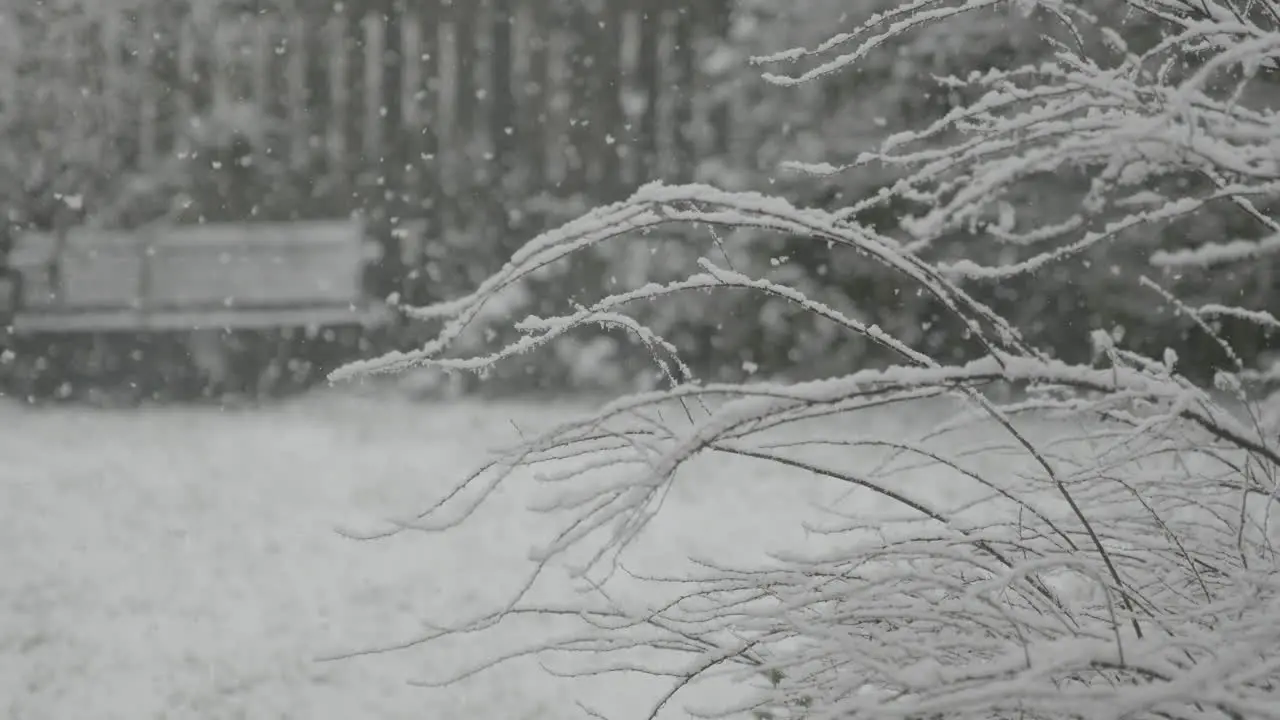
left=6, top=219, right=395, bottom=333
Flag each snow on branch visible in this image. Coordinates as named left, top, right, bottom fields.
left=1151, top=230, right=1280, bottom=267
left=333, top=182, right=1034, bottom=383
left=767, top=0, right=1280, bottom=272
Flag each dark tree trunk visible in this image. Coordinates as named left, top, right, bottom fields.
left=671, top=5, right=695, bottom=182
left=596, top=0, right=625, bottom=199
left=523, top=0, right=551, bottom=191
left=636, top=0, right=662, bottom=182
left=489, top=0, right=516, bottom=249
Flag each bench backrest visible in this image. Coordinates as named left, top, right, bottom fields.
left=9, top=219, right=370, bottom=312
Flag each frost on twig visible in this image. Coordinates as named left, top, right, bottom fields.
left=334, top=1, right=1280, bottom=718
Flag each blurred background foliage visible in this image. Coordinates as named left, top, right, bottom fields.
left=0, top=0, right=1276, bottom=402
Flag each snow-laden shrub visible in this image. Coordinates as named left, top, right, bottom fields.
left=335, top=1, right=1280, bottom=718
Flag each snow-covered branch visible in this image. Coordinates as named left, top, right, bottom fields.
left=769, top=0, right=1280, bottom=275
left=336, top=1, right=1280, bottom=718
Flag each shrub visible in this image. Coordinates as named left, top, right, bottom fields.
left=336, top=2, right=1280, bottom=718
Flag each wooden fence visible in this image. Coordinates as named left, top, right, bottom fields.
left=4, top=0, right=739, bottom=274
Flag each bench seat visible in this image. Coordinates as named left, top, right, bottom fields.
left=7, top=219, right=394, bottom=333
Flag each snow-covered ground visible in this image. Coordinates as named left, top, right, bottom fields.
left=0, top=389, right=973, bottom=720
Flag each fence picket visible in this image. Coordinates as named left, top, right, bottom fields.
left=326, top=14, right=349, bottom=186
left=362, top=13, right=384, bottom=164
left=285, top=12, right=309, bottom=168
left=176, top=19, right=197, bottom=152
left=6, top=0, right=727, bottom=275
left=137, top=11, right=158, bottom=168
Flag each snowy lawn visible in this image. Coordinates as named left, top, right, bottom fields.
left=1, top=389, right=1010, bottom=720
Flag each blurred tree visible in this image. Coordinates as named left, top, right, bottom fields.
left=623, top=0, right=1280, bottom=384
